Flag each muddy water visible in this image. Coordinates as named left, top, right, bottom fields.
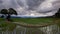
left=0, top=24, right=60, bottom=34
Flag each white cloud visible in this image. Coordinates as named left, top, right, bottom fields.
left=36, top=0, right=60, bottom=12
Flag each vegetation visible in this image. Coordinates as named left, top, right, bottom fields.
left=12, top=17, right=54, bottom=24
left=0, top=19, right=16, bottom=31
left=0, top=17, right=60, bottom=31
left=54, top=8, right=60, bottom=18
left=0, top=8, right=17, bottom=21
left=0, top=8, right=60, bottom=31
left=0, top=17, right=60, bottom=30
left=53, top=8, right=60, bottom=27
left=0, top=8, right=17, bottom=31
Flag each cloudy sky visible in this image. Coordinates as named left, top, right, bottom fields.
left=0, top=0, right=60, bottom=17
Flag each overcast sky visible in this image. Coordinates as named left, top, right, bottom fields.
left=0, top=0, right=60, bottom=17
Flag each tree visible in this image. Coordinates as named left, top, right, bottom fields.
left=0, top=8, right=17, bottom=21
left=8, top=8, right=17, bottom=15
left=7, top=8, right=18, bottom=21
left=54, top=8, right=60, bottom=18
left=0, top=9, right=8, bottom=18
left=0, top=9, right=8, bottom=14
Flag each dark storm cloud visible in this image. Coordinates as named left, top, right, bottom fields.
left=0, top=0, right=3, bottom=3
left=27, top=0, right=45, bottom=10
left=0, top=0, right=60, bottom=17
left=17, top=0, right=25, bottom=7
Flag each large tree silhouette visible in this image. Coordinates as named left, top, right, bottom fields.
left=54, top=8, right=60, bottom=18
left=0, top=8, right=17, bottom=21
left=8, top=8, right=17, bottom=15
left=0, top=9, right=8, bottom=18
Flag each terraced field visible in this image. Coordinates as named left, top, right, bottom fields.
left=12, top=17, right=54, bottom=25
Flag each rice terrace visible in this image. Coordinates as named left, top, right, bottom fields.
left=0, top=8, right=60, bottom=34
left=0, top=0, right=60, bottom=34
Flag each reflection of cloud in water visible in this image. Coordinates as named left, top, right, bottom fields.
left=0, top=0, right=60, bottom=17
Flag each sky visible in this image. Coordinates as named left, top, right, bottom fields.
left=0, top=0, right=60, bottom=17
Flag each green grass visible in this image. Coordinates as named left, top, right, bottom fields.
left=12, top=17, right=54, bottom=24
left=0, top=18, right=16, bottom=31
left=0, top=22, right=16, bottom=31
left=0, top=17, right=60, bottom=31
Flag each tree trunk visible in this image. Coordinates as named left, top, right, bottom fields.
left=6, top=14, right=11, bottom=21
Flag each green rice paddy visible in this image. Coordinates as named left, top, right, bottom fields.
left=12, top=17, right=54, bottom=24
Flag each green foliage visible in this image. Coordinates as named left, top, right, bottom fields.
left=54, top=8, right=60, bottom=18
left=0, top=21, right=16, bottom=31
left=0, top=22, right=7, bottom=31
left=57, top=23, right=60, bottom=27
left=56, top=19, right=60, bottom=27
left=12, top=18, right=54, bottom=24
left=7, top=23, right=16, bottom=31
left=0, top=8, right=17, bottom=21
left=8, top=8, right=17, bottom=15
left=0, top=8, right=17, bottom=15
left=0, top=9, right=8, bottom=14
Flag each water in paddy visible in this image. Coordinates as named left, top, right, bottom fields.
left=0, top=24, right=60, bottom=34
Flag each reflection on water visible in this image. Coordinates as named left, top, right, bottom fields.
left=0, top=24, right=60, bottom=34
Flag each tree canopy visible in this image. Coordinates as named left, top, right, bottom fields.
left=55, top=8, right=60, bottom=18
left=0, top=9, right=8, bottom=15
left=8, top=8, right=17, bottom=15
left=0, top=8, right=18, bottom=21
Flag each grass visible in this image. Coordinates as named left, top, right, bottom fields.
left=0, top=18, right=16, bottom=31
left=0, top=22, right=16, bottom=31
left=0, top=17, right=60, bottom=31
left=12, top=17, right=54, bottom=24
left=0, top=17, right=59, bottom=26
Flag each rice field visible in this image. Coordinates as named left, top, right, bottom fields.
left=12, top=17, right=54, bottom=24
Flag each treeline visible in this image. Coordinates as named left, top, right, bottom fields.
left=54, top=8, right=60, bottom=18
